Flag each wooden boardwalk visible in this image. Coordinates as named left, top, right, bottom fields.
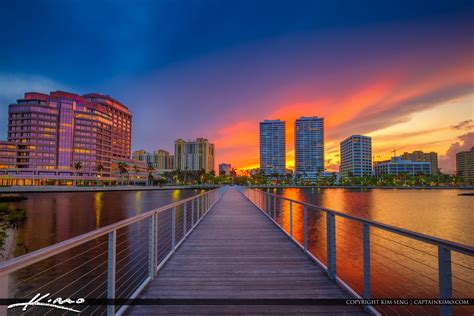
left=127, top=188, right=367, bottom=315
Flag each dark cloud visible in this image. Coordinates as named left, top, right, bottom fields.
left=329, top=83, right=473, bottom=141
left=451, top=119, right=473, bottom=131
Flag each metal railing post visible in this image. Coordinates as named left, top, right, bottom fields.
left=327, top=213, right=336, bottom=280
left=0, top=274, right=8, bottom=316
left=198, top=196, right=201, bottom=219
left=290, top=201, right=293, bottom=238
left=172, top=207, right=176, bottom=250
left=148, top=214, right=156, bottom=279
left=198, top=196, right=204, bottom=220
left=273, top=196, right=276, bottom=220
left=280, top=199, right=283, bottom=228
left=303, top=206, right=308, bottom=251
left=363, top=223, right=371, bottom=299
left=191, top=198, right=195, bottom=226
left=438, top=246, right=453, bottom=316
left=264, top=192, right=267, bottom=212
left=267, top=194, right=270, bottom=215
left=183, top=202, right=187, bottom=236
left=202, top=194, right=205, bottom=214
left=202, top=194, right=205, bottom=215
left=154, top=213, right=158, bottom=270
left=107, top=230, right=116, bottom=316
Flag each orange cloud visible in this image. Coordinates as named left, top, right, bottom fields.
left=212, top=54, right=474, bottom=173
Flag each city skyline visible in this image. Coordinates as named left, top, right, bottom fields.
left=0, top=1, right=472, bottom=173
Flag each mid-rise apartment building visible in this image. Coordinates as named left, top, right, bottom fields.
left=401, top=151, right=438, bottom=174
left=0, top=91, right=132, bottom=185
left=132, top=149, right=172, bottom=170
left=374, top=156, right=431, bottom=177
left=456, top=147, right=474, bottom=184
left=174, top=138, right=215, bottom=172
left=340, top=135, right=372, bottom=178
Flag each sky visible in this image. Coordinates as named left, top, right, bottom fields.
left=0, top=0, right=473, bottom=173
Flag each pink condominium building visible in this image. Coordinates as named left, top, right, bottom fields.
left=0, top=91, right=133, bottom=186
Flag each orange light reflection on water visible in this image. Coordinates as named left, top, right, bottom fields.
left=269, top=188, right=474, bottom=315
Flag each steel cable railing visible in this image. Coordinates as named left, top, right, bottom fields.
left=13, top=237, right=110, bottom=289
left=237, top=186, right=474, bottom=316
left=0, top=186, right=227, bottom=316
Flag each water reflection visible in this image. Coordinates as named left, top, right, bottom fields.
left=94, top=192, right=103, bottom=228
left=6, top=189, right=201, bottom=260
left=7, top=189, right=203, bottom=315
left=268, top=188, right=474, bottom=315
left=172, top=189, right=181, bottom=202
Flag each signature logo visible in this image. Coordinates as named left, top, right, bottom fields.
left=7, top=293, right=85, bottom=313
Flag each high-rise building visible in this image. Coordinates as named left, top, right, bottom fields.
left=132, top=149, right=172, bottom=170
left=219, top=163, right=232, bottom=175
left=83, top=93, right=132, bottom=159
left=401, top=151, right=438, bottom=174
left=456, top=147, right=474, bottom=184
left=340, top=135, right=372, bottom=178
left=156, top=149, right=171, bottom=170
left=132, top=150, right=156, bottom=167
left=295, top=117, right=324, bottom=179
left=260, top=120, right=286, bottom=176
left=0, top=90, right=132, bottom=185
left=0, top=141, right=17, bottom=170
left=174, top=139, right=185, bottom=171
left=169, top=155, right=175, bottom=170
left=374, top=157, right=431, bottom=177
left=174, top=138, right=215, bottom=172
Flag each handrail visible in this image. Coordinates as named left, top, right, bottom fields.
left=0, top=186, right=227, bottom=316
left=0, top=188, right=221, bottom=276
left=257, top=190, right=474, bottom=255
left=237, top=186, right=473, bottom=316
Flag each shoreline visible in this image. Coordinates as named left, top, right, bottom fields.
left=0, top=185, right=220, bottom=194
left=250, top=185, right=474, bottom=190
left=0, top=184, right=472, bottom=193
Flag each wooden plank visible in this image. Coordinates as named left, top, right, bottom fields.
left=126, top=188, right=367, bottom=315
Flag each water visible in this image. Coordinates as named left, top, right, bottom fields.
left=5, top=189, right=202, bottom=259
left=4, top=188, right=473, bottom=315
left=5, top=189, right=204, bottom=315
left=269, top=187, right=473, bottom=245
left=261, top=187, right=474, bottom=315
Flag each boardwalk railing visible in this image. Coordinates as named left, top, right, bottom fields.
left=0, top=186, right=226, bottom=315
left=238, top=187, right=474, bottom=316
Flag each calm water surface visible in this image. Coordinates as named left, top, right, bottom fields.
left=6, top=189, right=203, bottom=315
left=263, top=188, right=473, bottom=315
left=6, top=189, right=202, bottom=259
left=4, top=188, right=474, bottom=315
left=271, top=187, right=473, bottom=245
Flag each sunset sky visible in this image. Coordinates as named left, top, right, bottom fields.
left=0, top=1, right=472, bottom=173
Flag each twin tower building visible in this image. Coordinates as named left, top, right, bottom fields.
left=260, top=117, right=373, bottom=180
left=260, top=117, right=324, bottom=178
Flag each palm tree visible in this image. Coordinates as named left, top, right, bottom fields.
left=183, top=166, right=189, bottom=184
left=73, top=161, right=83, bottom=186
left=230, top=168, right=237, bottom=185
left=133, top=165, right=140, bottom=185
left=147, top=163, right=155, bottom=186
left=96, top=163, right=104, bottom=186
left=117, top=162, right=128, bottom=185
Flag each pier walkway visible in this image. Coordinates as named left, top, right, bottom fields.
left=126, top=188, right=366, bottom=315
